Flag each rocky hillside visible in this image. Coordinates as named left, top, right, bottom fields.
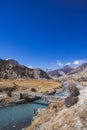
left=69, top=63, right=87, bottom=74
left=48, top=63, right=87, bottom=81
left=0, top=59, right=51, bottom=79
left=27, top=86, right=87, bottom=130
left=48, top=65, right=74, bottom=77
left=67, top=63, right=87, bottom=81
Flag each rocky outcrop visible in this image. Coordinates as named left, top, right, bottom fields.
left=0, top=59, right=51, bottom=79
left=68, top=85, right=80, bottom=97
left=64, top=96, right=79, bottom=107
left=64, top=81, right=80, bottom=107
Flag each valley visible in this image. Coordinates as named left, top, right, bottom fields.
left=0, top=59, right=87, bottom=130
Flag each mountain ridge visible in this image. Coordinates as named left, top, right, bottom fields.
left=0, top=59, right=51, bottom=79
left=47, top=63, right=87, bottom=81
left=48, top=65, right=74, bottom=77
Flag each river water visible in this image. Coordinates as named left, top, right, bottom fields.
left=0, top=99, right=48, bottom=130
left=55, top=89, right=68, bottom=96
left=0, top=88, right=68, bottom=130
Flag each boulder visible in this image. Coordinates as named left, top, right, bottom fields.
left=64, top=96, right=79, bottom=108
left=68, top=86, right=80, bottom=97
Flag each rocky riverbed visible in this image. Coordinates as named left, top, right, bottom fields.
left=0, top=87, right=63, bottom=108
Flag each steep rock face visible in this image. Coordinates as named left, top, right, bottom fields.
left=0, top=59, right=51, bottom=79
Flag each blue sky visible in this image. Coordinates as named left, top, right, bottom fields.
left=0, top=0, right=87, bottom=70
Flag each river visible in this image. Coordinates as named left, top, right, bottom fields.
left=0, top=88, right=68, bottom=130
left=0, top=99, right=48, bottom=130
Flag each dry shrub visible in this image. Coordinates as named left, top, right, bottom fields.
left=31, top=88, right=37, bottom=92
left=49, top=100, right=64, bottom=109
left=27, top=100, right=64, bottom=130
left=79, top=108, right=87, bottom=128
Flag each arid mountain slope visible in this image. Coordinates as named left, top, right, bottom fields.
left=69, top=63, right=87, bottom=74
left=0, top=59, right=51, bottom=79
left=68, top=63, right=87, bottom=81
left=48, top=65, right=74, bottom=77
left=48, top=63, right=87, bottom=81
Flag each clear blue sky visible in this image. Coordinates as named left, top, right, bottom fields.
left=0, top=0, right=87, bottom=70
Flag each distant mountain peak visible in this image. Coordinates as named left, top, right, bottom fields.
left=63, top=65, right=71, bottom=68
left=62, top=65, right=74, bottom=74
left=6, top=59, right=19, bottom=65
left=47, top=65, right=74, bottom=77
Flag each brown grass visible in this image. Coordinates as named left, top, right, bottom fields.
left=27, top=101, right=87, bottom=130
left=0, top=79, right=61, bottom=92
left=27, top=100, right=64, bottom=130
left=0, top=97, right=14, bottom=103
left=0, top=80, right=14, bottom=89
